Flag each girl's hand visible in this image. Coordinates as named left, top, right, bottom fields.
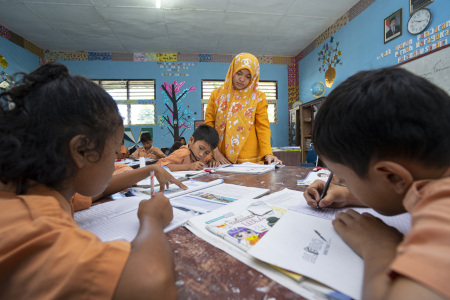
left=137, top=193, right=173, bottom=228
left=152, top=165, right=187, bottom=192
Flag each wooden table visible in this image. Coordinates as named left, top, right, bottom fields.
left=272, top=150, right=302, bottom=167
left=167, top=166, right=314, bottom=299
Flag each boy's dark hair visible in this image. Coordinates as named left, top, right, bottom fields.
left=0, top=62, right=123, bottom=193
left=313, top=67, right=450, bottom=177
left=140, top=132, right=152, bottom=142
left=192, top=124, right=219, bottom=149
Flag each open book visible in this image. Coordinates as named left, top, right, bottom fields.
left=169, top=183, right=270, bottom=213
left=186, top=188, right=412, bottom=300
left=185, top=189, right=342, bottom=299
left=246, top=199, right=411, bottom=300
left=215, top=162, right=276, bottom=175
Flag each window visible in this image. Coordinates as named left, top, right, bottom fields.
left=201, top=80, right=278, bottom=123
left=92, top=80, right=156, bottom=126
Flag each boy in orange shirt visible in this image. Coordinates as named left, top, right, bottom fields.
left=158, top=124, right=220, bottom=171
left=0, top=63, right=181, bottom=299
left=116, top=139, right=129, bottom=159
left=130, top=132, right=166, bottom=159
left=304, top=67, right=450, bottom=300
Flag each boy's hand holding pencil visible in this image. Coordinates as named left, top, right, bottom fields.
left=189, top=161, right=205, bottom=171
left=304, top=177, right=353, bottom=209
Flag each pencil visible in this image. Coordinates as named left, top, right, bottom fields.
left=150, top=170, right=155, bottom=195
left=317, top=172, right=333, bottom=208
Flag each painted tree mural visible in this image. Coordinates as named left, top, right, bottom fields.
left=158, top=80, right=197, bottom=140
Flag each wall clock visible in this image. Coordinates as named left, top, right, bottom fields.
left=407, top=8, right=432, bottom=35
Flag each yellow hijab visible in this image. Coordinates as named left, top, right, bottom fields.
left=214, top=53, right=260, bottom=163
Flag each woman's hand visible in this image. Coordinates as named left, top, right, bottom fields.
left=207, top=159, right=220, bottom=168
left=264, top=154, right=282, bottom=164
left=213, top=148, right=231, bottom=165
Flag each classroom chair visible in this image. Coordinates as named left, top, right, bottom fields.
left=300, top=144, right=318, bottom=167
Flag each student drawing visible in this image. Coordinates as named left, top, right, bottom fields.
left=205, top=52, right=281, bottom=165
left=228, top=227, right=267, bottom=247
left=189, top=191, right=236, bottom=204
left=0, top=62, right=179, bottom=298
left=304, top=67, right=450, bottom=300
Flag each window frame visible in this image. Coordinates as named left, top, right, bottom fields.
left=92, top=79, right=157, bottom=126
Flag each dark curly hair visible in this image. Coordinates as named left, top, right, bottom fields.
left=0, top=62, right=123, bottom=194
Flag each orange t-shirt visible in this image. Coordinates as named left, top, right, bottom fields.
left=157, top=145, right=211, bottom=167
left=0, top=185, right=130, bottom=299
left=71, top=163, right=133, bottom=212
left=389, top=177, right=450, bottom=298
left=131, top=146, right=166, bottom=159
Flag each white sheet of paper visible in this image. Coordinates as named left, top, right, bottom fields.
left=248, top=210, right=364, bottom=300
left=74, top=196, right=195, bottom=242
left=289, top=201, right=411, bottom=234
left=133, top=179, right=224, bottom=199
left=215, top=162, right=275, bottom=175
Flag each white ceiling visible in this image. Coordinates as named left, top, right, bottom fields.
left=0, top=0, right=360, bottom=57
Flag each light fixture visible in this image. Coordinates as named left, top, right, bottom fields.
left=156, top=0, right=161, bottom=8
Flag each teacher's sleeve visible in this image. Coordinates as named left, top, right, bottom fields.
left=255, top=92, right=273, bottom=158
left=205, top=89, right=219, bottom=128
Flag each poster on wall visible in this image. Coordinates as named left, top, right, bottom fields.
left=384, top=9, right=402, bottom=44
left=409, top=0, right=433, bottom=15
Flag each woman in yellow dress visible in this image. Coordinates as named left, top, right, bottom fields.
left=205, top=53, right=281, bottom=165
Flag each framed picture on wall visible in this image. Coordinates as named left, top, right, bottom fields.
left=409, top=0, right=433, bottom=15
left=384, top=9, right=402, bottom=44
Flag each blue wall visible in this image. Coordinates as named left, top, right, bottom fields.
left=0, top=37, right=39, bottom=77
left=299, top=0, right=450, bottom=103
left=61, top=60, right=289, bottom=149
